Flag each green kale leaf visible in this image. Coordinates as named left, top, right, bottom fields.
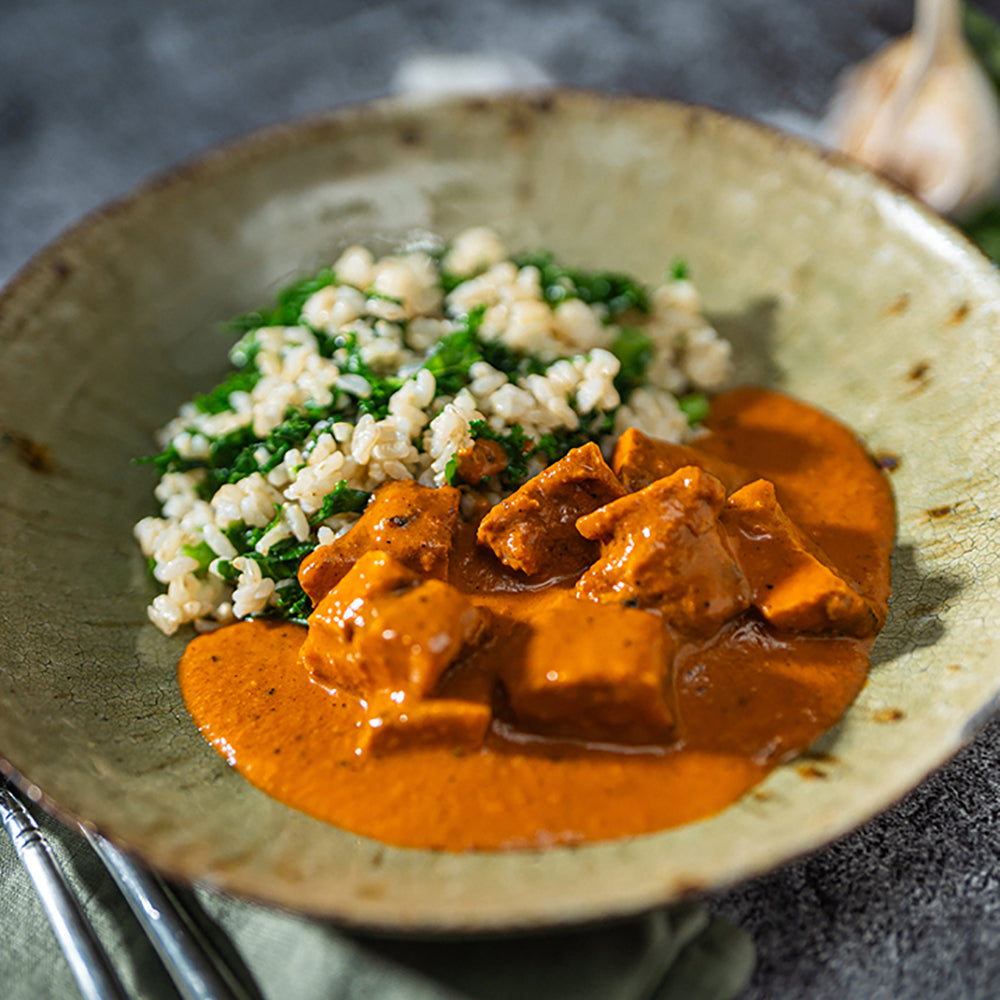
left=513, top=251, right=650, bottom=318
left=610, top=326, right=653, bottom=402
left=181, top=540, right=216, bottom=574
left=309, top=482, right=371, bottom=524
left=669, top=257, right=689, bottom=281
left=192, top=368, right=262, bottom=415
left=678, top=391, right=710, bottom=426
left=229, top=267, right=338, bottom=332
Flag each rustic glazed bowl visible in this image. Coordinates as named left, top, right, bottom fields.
left=2, top=92, right=999, bottom=933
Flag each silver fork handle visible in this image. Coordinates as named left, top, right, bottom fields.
left=82, top=828, right=250, bottom=1000
left=0, top=783, right=128, bottom=1000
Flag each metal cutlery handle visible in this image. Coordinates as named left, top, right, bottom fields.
left=82, top=828, right=250, bottom=1000
left=0, top=782, right=128, bottom=1000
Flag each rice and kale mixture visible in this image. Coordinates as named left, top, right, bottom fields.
left=135, top=227, right=732, bottom=635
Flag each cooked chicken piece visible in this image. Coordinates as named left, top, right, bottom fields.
left=576, top=465, right=750, bottom=635
left=453, top=438, right=508, bottom=486
left=359, top=698, right=492, bottom=755
left=351, top=579, right=489, bottom=695
left=298, top=480, right=460, bottom=604
left=299, top=550, right=414, bottom=693
left=612, top=427, right=753, bottom=494
left=476, top=442, right=626, bottom=577
left=501, top=596, right=675, bottom=745
left=300, top=550, right=487, bottom=695
left=721, top=479, right=878, bottom=637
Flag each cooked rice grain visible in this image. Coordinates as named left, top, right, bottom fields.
left=137, top=228, right=731, bottom=634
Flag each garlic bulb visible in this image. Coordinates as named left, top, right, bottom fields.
left=826, top=0, right=1000, bottom=217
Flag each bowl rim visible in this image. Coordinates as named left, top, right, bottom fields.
left=3, top=87, right=999, bottom=933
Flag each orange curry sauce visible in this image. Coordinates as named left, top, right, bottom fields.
left=179, top=388, right=895, bottom=851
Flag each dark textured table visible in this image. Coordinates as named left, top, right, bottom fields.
left=4, top=2, right=1000, bottom=997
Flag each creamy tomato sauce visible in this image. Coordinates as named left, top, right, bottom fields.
left=179, top=388, right=895, bottom=851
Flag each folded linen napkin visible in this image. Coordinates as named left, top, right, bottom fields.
left=0, top=799, right=753, bottom=1000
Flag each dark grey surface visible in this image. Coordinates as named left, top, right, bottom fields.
left=715, top=715, right=1000, bottom=998
left=4, top=1, right=1000, bottom=997
left=0, top=0, right=916, bottom=288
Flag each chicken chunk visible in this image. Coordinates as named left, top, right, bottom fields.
left=299, top=550, right=492, bottom=755
left=501, top=597, right=675, bottom=745
left=612, top=427, right=753, bottom=494
left=351, top=579, right=489, bottom=695
left=576, top=466, right=750, bottom=635
left=453, top=438, right=508, bottom=486
left=300, top=550, right=487, bottom=695
left=476, top=442, right=626, bottom=577
left=359, top=698, right=492, bottom=755
left=721, top=479, right=878, bottom=637
left=298, top=480, right=460, bottom=604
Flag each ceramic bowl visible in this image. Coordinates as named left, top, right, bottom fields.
left=2, top=91, right=1000, bottom=932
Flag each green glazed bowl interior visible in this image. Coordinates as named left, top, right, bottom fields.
left=2, top=92, right=1000, bottom=933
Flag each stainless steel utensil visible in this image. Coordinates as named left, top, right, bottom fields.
left=81, top=827, right=251, bottom=1000
left=0, top=780, right=128, bottom=1000
left=1, top=777, right=250, bottom=1000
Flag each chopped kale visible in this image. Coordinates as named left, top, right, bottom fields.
left=143, top=418, right=305, bottom=501
left=462, top=417, right=620, bottom=491
left=199, top=425, right=260, bottom=497
left=439, top=269, right=466, bottom=294
left=423, top=334, right=481, bottom=394
left=255, top=536, right=317, bottom=577
left=310, top=482, right=371, bottom=524
left=422, top=305, right=549, bottom=393
left=478, top=336, right=549, bottom=378
left=532, top=421, right=611, bottom=466
left=513, top=251, right=650, bottom=317
left=422, top=309, right=488, bottom=395
left=181, top=540, right=216, bottom=574
left=313, top=327, right=346, bottom=360
left=341, top=333, right=404, bottom=419
left=220, top=507, right=316, bottom=580
left=531, top=429, right=584, bottom=466
left=201, top=409, right=339, bottom=497
left=481, top=335, right=548, bottom=381
left=229, top=329, right=262, bottom=369
left=271, top=581, right=313, bottom=623
left=258, top=411, right=314, bottom=473
left=610, top=326, right=653, bottom=402
left=355, top=393, right=392, bottom=421
left=229, top=267, right=338, bottom=332
left=365, top=290, right=404, bottom=305
left=135, top=442, right=201, bottom=477
left=678, top=391, right=711, bottom=426
left=669, top=257, right=690, bottom=281
left=192, top=368, right=262, bottom=414
left=207, top=482, right=368, bottom=621
left=217, top=517, right=320, bottom=624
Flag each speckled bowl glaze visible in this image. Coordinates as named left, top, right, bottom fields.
left=2, top=92, right=999, bottom=933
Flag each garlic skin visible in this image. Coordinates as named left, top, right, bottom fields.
left=826, top=0, right=1000, bottom=218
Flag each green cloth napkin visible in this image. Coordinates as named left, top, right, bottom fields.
left=0, top=801, right=754, bottom=1000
